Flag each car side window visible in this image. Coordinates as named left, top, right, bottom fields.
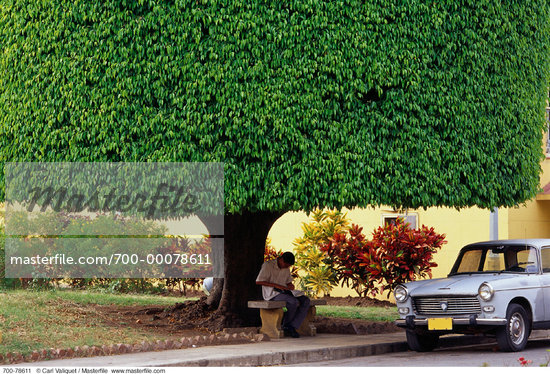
left=517, top=248, right=538, bottom=273
left=542, top=247, right=550, bottom=273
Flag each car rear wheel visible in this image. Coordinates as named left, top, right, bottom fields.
left=406, top=330, right=439, bottom=352
left=496, top=303, right=530, bottom=352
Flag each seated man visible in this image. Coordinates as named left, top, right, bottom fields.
left=255, top=251, right=310, bottom=338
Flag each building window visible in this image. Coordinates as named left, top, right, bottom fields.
left=382, top=212, right=418, bottom=229
left=546, top=107, right=550, bottom=156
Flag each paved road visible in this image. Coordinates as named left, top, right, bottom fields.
left=290, top=340, right=550, bottom=367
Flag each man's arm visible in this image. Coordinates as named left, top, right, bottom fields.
left=255, top=280, right=293, bottom=290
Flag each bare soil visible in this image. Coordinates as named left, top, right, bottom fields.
left=88, top=294, right=400, bottom=336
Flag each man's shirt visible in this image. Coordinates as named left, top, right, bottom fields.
left=256, top=258, right=293, bottom=300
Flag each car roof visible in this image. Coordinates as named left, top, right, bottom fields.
left=462, top=239, right=550, bottom=249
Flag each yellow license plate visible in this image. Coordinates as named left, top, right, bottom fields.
left=428, top=318, right=452, bottom=330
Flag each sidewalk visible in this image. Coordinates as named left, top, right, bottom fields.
left=7, top=332, right=500, bottom=367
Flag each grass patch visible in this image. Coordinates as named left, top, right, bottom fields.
left=0, top=289, right=195, bottom=356
left=0, top=289, right=398, bottom=356
left=316, top=305, right=398, bottom=322
left=50, top=289, right=196, bottom=306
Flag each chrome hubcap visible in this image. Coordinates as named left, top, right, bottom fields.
left=509, top=312, right=525, bottom=345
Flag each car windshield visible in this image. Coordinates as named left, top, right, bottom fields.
left=450, top=245, right=539, bottom=275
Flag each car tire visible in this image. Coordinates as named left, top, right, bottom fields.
left=405, top=330, right=439, bottom=352
left=496, top=303, right=531, bottom=352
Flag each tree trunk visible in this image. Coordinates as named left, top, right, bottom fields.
left=206, top=277, right=223, bottom=308
left=214, top=211, right=283, bottom=326
left=197, top=214, right=225, bottom=308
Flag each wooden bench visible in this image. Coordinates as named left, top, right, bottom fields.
left=247, top=299, right=327, bottom=338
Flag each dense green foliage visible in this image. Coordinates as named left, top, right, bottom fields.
left=1, top=0, right=549, bottom=211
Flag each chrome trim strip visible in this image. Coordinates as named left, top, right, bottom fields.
left=395, top=318, right=507, bottom=326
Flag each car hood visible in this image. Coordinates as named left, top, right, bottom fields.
left=406, top=273, right=522, bottom=296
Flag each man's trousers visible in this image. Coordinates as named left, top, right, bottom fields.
left=271, top=293, right=311, bottom=329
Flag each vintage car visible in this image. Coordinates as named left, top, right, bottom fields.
left=394, top=239, right=550, bottom=352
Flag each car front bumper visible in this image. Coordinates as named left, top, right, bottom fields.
left=396, top=315, right=507, bottom=329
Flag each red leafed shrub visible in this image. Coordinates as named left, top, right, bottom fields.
left=367, top=219, right=447, bottom=295
left=321, top=218, right=446, bottom=297
left=321, top=224, right=374, bottom=297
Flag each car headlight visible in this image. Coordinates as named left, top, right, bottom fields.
left=478, top=282, right=494, bottom=301
left=394, top=285, right=409, bottom=302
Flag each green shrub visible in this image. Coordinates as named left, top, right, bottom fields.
left=293, top=209, right=350, bottom=296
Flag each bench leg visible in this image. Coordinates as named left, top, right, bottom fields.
left=259, top=308, right=284, bottom=338
left=297, top=305, right=317, bottom=337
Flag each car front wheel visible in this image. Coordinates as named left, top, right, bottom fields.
left=496, top=303, right=530, bottom=352
left=406, top=330, right=439, bottom=352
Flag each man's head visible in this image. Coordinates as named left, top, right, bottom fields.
left=277, top=251, right=295, bottom=269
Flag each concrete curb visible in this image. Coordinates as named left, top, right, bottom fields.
left=169, top=335, right=497, bottom=367
left=6, top=333, right=509, bottom=367
left=173, top=341, right=410, bottom=367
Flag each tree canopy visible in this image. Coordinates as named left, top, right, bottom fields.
left=1, top=0, right=549, bottom=211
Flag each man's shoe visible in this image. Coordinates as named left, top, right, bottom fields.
left=283, top=326, right=300, bottom=338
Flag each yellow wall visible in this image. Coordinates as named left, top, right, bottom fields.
left=418, top=207, right=508, bottom=276
left=507, top=157, right=550, bottom=239
left=508, top=200, right=550, bottom=239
